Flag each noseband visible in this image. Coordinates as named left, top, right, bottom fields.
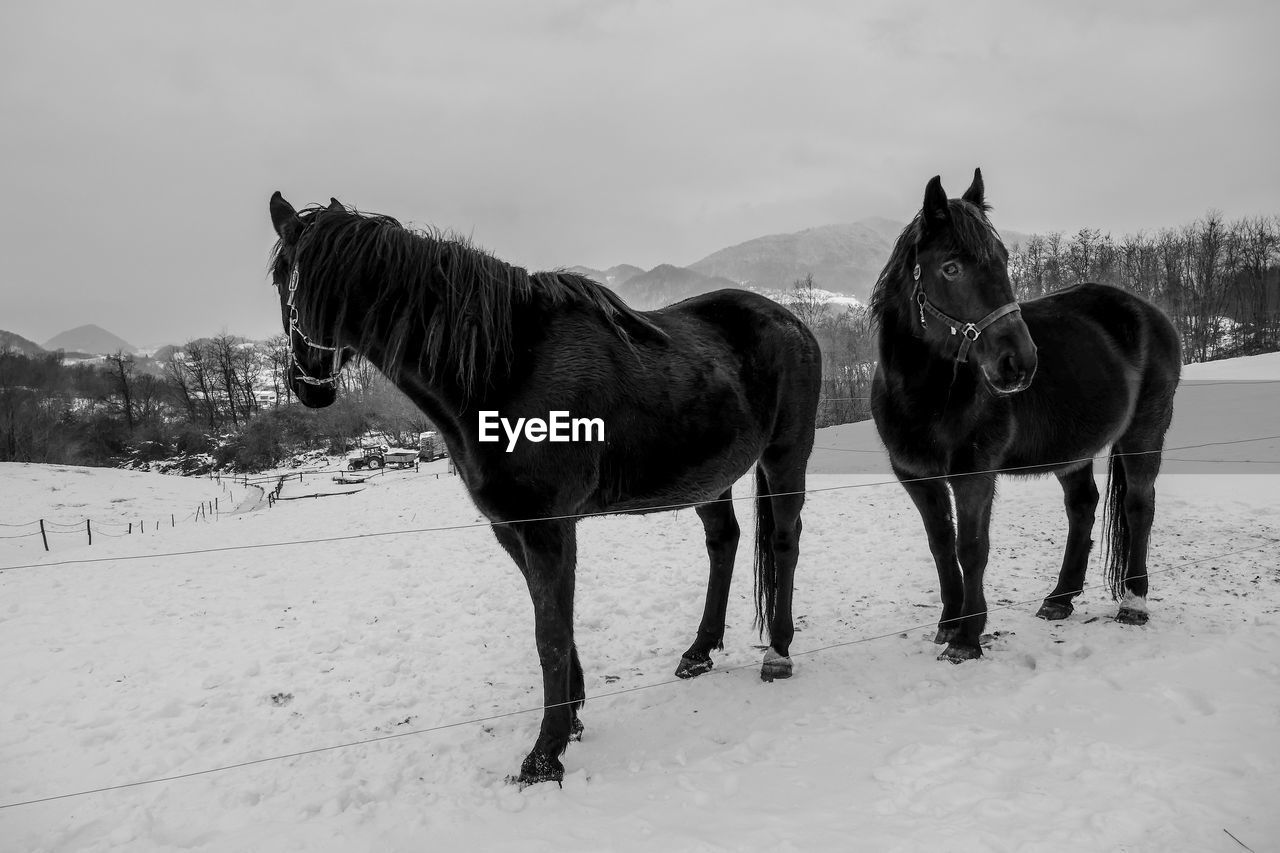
left=284, top=265, right=342, bottom=387
left=911, top=262, right=1021, bottom=363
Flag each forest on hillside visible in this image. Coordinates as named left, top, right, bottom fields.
left=3, top=212, right=1276, bottom=469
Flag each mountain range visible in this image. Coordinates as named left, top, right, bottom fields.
left=4, top=218, right=1030, bottom=353
left=573, top=217, right=1028, bottom=310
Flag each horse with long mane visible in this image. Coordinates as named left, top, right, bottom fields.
left=268, top=193, right=821, bottom=784
left=870, top=170, right=1181, bottom=663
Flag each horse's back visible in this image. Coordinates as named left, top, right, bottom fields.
left=486, top=288, right=821, bottom=514
left=1003, top=284, right=1181, bottom=467
left=1022, top=283, right=1181, bottom=387
left=649, top=289, right=822, bottom=404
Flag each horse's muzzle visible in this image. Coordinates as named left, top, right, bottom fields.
left=980, top=327, right=1038, bottom=395
left=291, top=378, right=338, bottom=409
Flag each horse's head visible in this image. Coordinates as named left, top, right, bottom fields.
left=268, top=192, right=355, bottom=408
left=906, top=169, right=1037, bottom=395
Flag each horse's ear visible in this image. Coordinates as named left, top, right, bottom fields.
left=270, top=191, right=302, bottom=242
left=962, top=168, right=985, bottom=209
left=922, top=175, right=950, bottom=230
left=327, top=197, right=343, bottom=212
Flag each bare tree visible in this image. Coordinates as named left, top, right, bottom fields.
left=103, top=350, right=136, bottom=430
left=265, top=333, right=292, bottom=406
left=782, top=274, right=830, bottom=330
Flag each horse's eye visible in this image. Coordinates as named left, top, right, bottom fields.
left=941, top=261, right=961, bottom=279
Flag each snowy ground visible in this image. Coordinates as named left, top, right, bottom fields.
left=1, top=355, right=1277, bottom=852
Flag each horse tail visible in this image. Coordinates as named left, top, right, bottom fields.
left=1101, top=452, right=1130, bottom=600
left=753, top=466, right=777, bottom=639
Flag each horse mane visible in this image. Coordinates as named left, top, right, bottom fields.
left=271, top=203, right=663, bottom=397
left=870, top=199, right=1006, bottom=321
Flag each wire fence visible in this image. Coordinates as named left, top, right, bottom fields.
left=1, top=433, right=1278, bottom=575
left=0, top=475, right=256, bottom=552
left=0, top=460, right=450, bottom=555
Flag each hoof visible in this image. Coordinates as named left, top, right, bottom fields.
left=508, top=751, right=564, bottom=788
left=569, top=715, right=584, bottom=742
left=760, top=647, right=793, bottom=682
left=675, top=654, right=713, bottom=679
left=937, top=643, right=982, bottom=664
left=933, top=625, right=959, bottom=645
left=1036, top=600, right=1074, bottom=621
left=1115, top=607, right=1149, bottom=626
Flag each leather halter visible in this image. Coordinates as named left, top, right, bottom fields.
left=284, top=264, right=342, bottom=387
left=911, top=262, right=1021, bottom=363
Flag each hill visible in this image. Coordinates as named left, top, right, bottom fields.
left=566, top=264, right=644, bottom=290
left=0, top=329, right=46, bottom=356
left=689, top=221, right=896, bottom=300
left=608, top=264, right=745, bottom=310
left=42, top=324, right=136, bottom=355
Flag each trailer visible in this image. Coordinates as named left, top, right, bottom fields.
left=419, top=431, right=447, bottom=461
left=383, top=448, right=418, bottom=469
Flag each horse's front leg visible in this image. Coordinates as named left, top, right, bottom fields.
left=895, top=467, right=962, bottom=645
left=497, top=519, right=580, bottom=786
left=677, top=489, right=739, bottom=678
left=942, top=473, right=996, bottom=662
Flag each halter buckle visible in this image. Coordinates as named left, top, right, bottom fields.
left=961, top=323, right=981, bottom=341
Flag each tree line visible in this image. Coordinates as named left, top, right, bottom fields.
left=1009, top=212, right=1279, bottom=362
left=0, top=333, right=433, bottom=470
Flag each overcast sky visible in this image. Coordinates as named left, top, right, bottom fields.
left=2, top=0, right=1276, bottom=346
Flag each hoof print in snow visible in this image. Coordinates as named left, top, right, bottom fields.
left=675, top=655, right=713, bottom=679
left=1115, top=608, right=1149, bottom=626
left=980, top=630, right=1014, bottom=648
left=270, top=692, right=294, bottom=707
left=760, top=647, right=792, bottom=682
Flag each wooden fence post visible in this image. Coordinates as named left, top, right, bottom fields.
left=86, top=518, right=92, bottom=546
left=39, top=519, right=48, bottom=551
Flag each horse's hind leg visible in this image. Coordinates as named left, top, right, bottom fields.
left=1037, top=464, right=1099, bottom=621
left=757, top=462, right=805, bottom=681
left=1110, top=373, right=1176, bottom=626
left=1112, top=448, right=1161, bottom=625
left=676, top=489, right=740, bottom=678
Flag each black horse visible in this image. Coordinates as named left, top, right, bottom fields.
left=870, top=170, right=1181, bottom=663
left=268, top=193, right=821, bottom=784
